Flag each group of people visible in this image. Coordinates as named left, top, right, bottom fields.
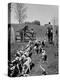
left=8, top=39, right=48, bottom=77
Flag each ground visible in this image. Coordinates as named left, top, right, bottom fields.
left=10, top=41, right=58, bottom=76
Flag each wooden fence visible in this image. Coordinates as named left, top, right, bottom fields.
left=16, top=29, right=36, bottom=42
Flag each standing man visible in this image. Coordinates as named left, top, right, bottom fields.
left=30, top=28, right=34, bottom=40
left=20, top=30, right=23, bottom=42
left=23, top=25, right=28, bottom=41
left=23, top=25, right=28, bottom=36
left=47, top=22, right=53, bottom=44
left=50, top=27, right=53, bottom=44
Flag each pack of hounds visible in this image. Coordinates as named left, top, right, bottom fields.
left=8, top=39, right=48, bottom=77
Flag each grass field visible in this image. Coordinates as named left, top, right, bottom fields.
left=10, top=41, right=58, bottom=76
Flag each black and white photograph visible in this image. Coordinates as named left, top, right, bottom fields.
left=8, top=3, right=58, bottom=77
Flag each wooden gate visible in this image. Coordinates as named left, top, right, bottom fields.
left=16, top=29, right=36, bottom=42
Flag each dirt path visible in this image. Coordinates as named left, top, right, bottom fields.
left=11, top=42, right=58, bottom=76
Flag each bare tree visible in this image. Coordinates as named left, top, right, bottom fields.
left=14, top=3, right=27, bottom=24
left=51, top=17, right=58, bottom=26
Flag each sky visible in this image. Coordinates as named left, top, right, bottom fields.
left=11, top=3, right=58, bottom=25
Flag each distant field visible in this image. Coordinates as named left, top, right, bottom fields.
left=12, top=23, right=48, bottom=41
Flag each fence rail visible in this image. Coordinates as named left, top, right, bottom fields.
left=16, top=29, right=36, bottom=42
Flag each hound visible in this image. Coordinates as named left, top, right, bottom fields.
left=38, top=45, right=42, bottom=54
left=40, top=64, right=47, bottom=75
left=33, top=40, right=41, bottom=54
left=9, top=63, right=20, bottom=77
left=22, top=57, right=32, bottom=74
left=24, top=44, right=33, bottom=57
left=41, top=39, right=46, bottom=47
left=41, top=49, right=48, bottom=63
left=11, top=52, right=23, bottom=74
left=15, top=50, right=23, bottom=58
